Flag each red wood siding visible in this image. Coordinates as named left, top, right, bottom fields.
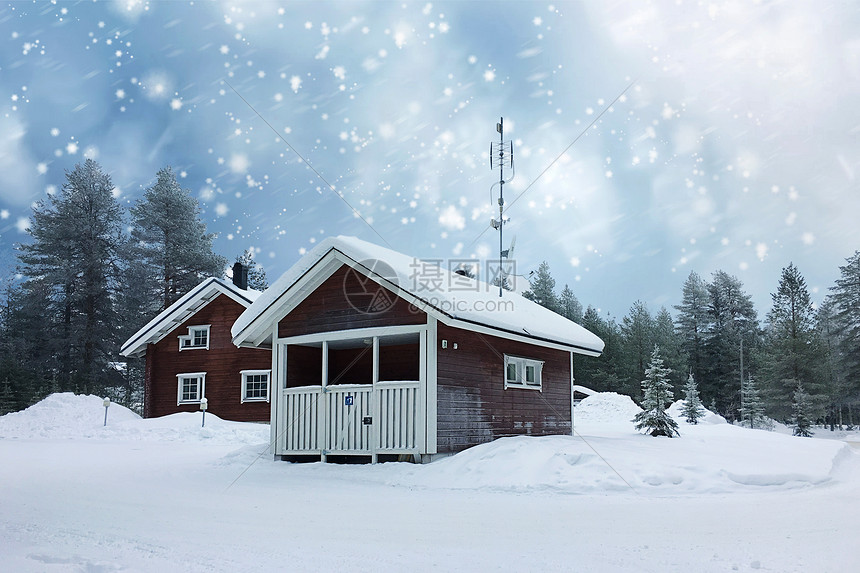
left=435, top=323, right=572, bottom=453
left=145, top=294, right=272, bottom=422
left=278, top=265, right=425, bottom=338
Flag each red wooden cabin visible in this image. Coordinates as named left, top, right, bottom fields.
left=232, top=236, right=604, bottom=462
left=121, top=272, right=272, bottom=422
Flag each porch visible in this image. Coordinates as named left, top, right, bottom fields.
left=270, top=324, right=436, bottom=462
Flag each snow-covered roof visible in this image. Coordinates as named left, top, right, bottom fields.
left=232, top=236, right=604, bottom=356
left=120, top=277, right=261, bottom=358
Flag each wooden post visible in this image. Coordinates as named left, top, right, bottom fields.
left=371, top=336, right=379, bottom=464
left=320, top=340, right=328, bottom=462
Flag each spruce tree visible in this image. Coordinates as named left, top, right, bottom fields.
left=577, top=306, right=623, bottom=393
left=523, top=261, right=559, bottom=312
left=830, top=251, right=860, bottom=390
left=130, top=166, right=226, bottom=311
left=674, top=271, right=710, bottom=396
left=681, top=373, right=705, bottom=424
left=705, top=270, right=758, bottom=416
left=558, top=284, right=583, bottom=323
left=653, top=306, right=687, bottom=392
left=740, top=374, right=766, bottom=430
left=236, top=248, right=269, bottom=290
left=621, top=300, right=654, bottom=398
left=633, top=345, right=680, bottom=437
left=760, top=263, right=822, bottom=419
left=18, top=159, right=125, bottom=395
left=791, top=381, right=814, bottom=437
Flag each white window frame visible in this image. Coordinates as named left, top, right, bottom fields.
left=179, top=325, right=211, bottom=351
left=241, top=369, right=271, bottom=403
left=504, top=355, right=544, bottom=391
left=177, top=372, right=206, bottom=405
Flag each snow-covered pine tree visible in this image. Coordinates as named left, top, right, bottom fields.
left=523, top=261, right=559, bottom=313
left=633, top=345, right=680, bottom=437
left=558, top=284, right=583, bottom=323
left=236, top=249, right=269, bottom=291
left=130, top=166, right=227, bottom=311
left=791, top=380, right=814, bottom=437
left=681, top=373, right=705, bottom=424
left=18, top=159, right=125, bottom=395
left=740, top=373, right=766, bottom=430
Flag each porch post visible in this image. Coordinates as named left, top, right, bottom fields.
left=570, top=352, right=575, bottom=437
left=371, top=336, right=379, bottom=464
left=320, top=340, right=328, bottom=462
left=269, top=336, right=280, bottom=458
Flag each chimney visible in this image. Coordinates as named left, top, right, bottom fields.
left=232, top=262, right=248, bottom=290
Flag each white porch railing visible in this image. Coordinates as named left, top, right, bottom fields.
left=277, top=381, right=420, bottom=456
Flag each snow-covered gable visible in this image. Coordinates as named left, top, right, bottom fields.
left=120, top=277, right=261, bottom=358
left=232, top=236, right=604, bottom=355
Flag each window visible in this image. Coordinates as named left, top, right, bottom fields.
left=177, top=372, right=206, bottom=404
left=241, top=370, right=271, bottom=403
left=179, top=325, right=210, bottom=351
left=504, top=355, right=544, bottom=391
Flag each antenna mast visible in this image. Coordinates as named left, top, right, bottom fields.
left=489, top=117, right=514, bottom=296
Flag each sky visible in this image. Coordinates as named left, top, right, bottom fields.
left=1, top=0, right=859, bottom=321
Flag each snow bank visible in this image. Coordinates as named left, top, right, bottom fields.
left=0, top=393, right=268, bottom=445
left=388, top=391, right=849, bottom=494
left=574, top=392, right=641, bottom=424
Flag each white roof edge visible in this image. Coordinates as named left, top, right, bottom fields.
left=120, top=277, right=259, bottom=358
left=233, top=236, right=605, bottom=355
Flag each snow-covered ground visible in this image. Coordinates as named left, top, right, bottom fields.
left=1, top=393, right=858, bottom=572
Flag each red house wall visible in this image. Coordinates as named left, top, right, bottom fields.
left=278, top=265, right=425, bottom=338
left=435, top=323, right=572, bottom=453
left=145, top=294, right=272, bottom=422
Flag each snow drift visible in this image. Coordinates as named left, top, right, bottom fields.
left=0, top=392, right=268, bottom=445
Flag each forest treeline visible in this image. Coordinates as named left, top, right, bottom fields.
left=524, top=252, right=860, bottom=427
left=1, top=159, right=858, bottom=427
left=0, top=160, right=266, bottom=414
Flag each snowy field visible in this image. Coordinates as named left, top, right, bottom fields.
left=1, top=393, right=858, bottom=572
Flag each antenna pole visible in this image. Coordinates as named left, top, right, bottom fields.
left=498, top=117, right=504, bottom=297
left=489, top=117, right=513, bottom=297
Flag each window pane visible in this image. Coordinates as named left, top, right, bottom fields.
left=193, top=329, right=207, bottom=346
left=525, top=365, right=535, bottom=384
left=245, top=374, right=268, bottom=399
left=506, top=362, right=517, bottom=382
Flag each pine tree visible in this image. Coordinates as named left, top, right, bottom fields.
left=791, top=380, right=814, bottom=437
left=621, top=300, right=654, bottom=398
left=130, top=166, right=226, bottom=311
left=830, top=251, right=860, bottom=391
left=523, top=261, right=559, bottom=313
left=674, top=271, right=710, bottom=394
left=653, top=306, right=687, bottom=393
left=576, top=306, right=623, bottom=393
left=705, top=270, right=758, bottom=416
left=740, top=374, right=766, bottom=429
left=236, top=248, right=269, bottom=290
left=18, top=159, right=125, bottom=395
left=558, top=284, right=583, bottom=323
left=0, top=377, right=16, bottom=415
left=681, top=373, right=705, bottom=424
left=633, top=345, right=680, bottom=437
left=760, top=263, right=822, bottom=420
